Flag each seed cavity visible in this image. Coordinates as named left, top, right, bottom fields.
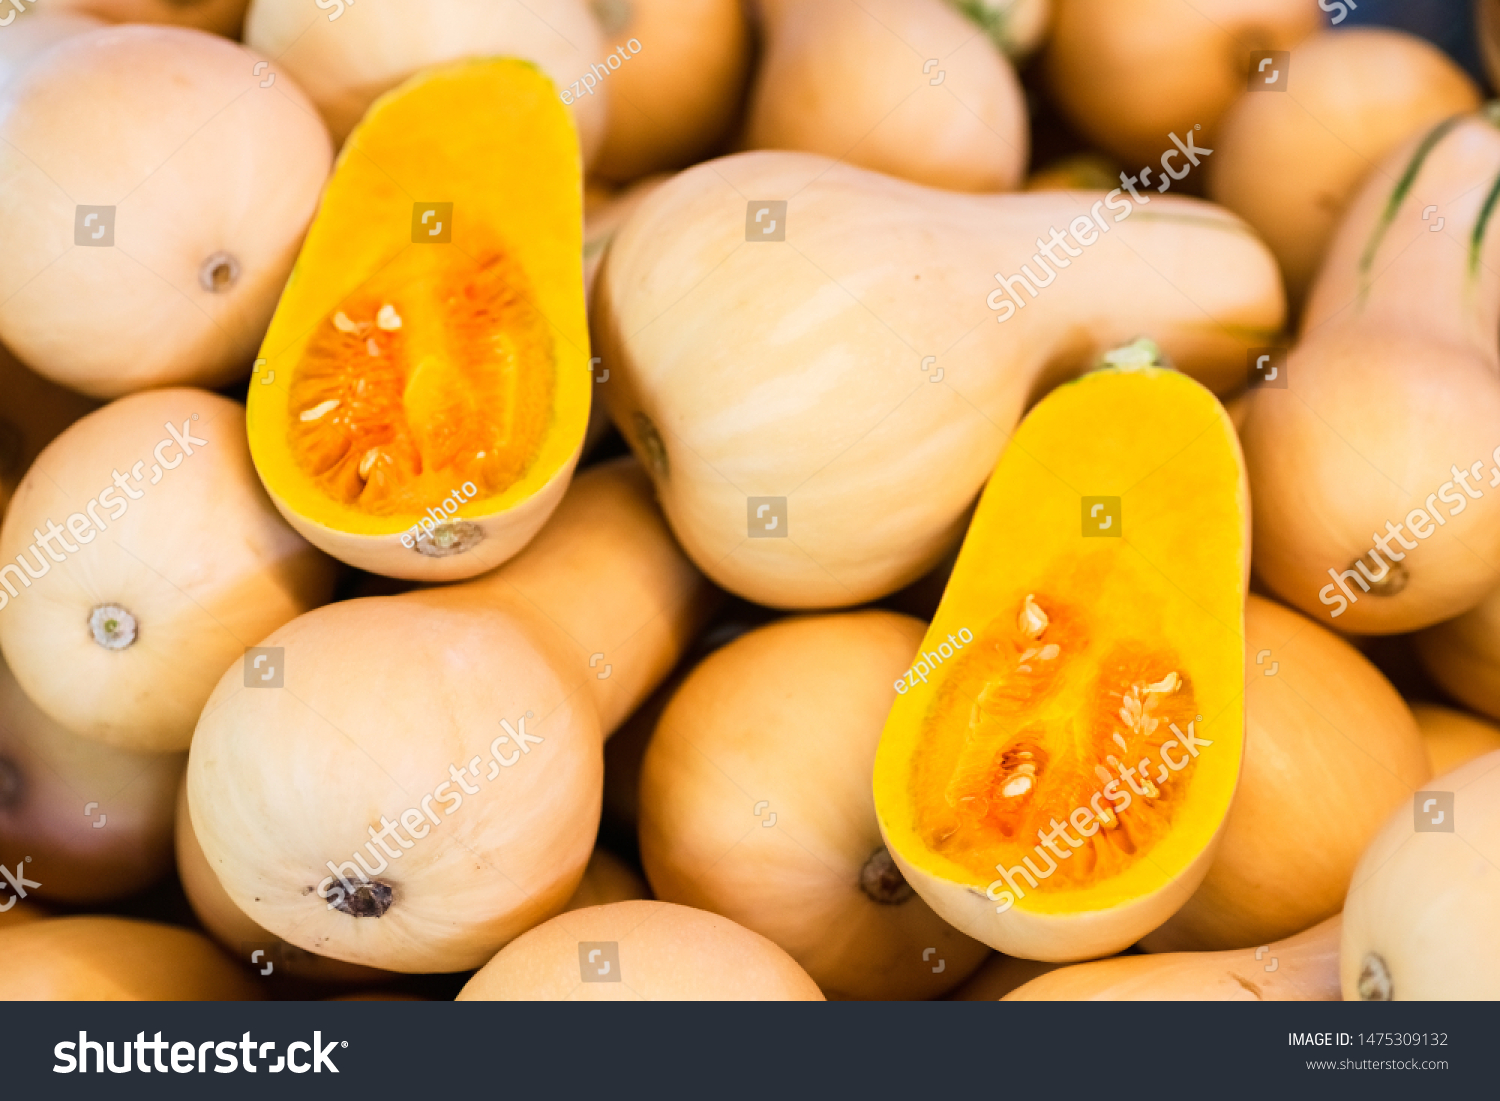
left=1018, top=594, right=1048, bottom=639
left=300, top=399, right=340, bottom=423
left=198, top=251, right=241, bottom=293
left=333, top=311, right=359, bottom=333
left=859, top=846, right=915, bottom=905
left=366, top=337, right=380, bottom=357
left=1357, top=952, right=1394, bottom=1000
left=332, top=878, right=394, bottom=919
left=89, top=604, right=137, bottom=651
left=376, top=304, right=402, bottom=330
left=0, top=756, right=23, bottom=809
left=415, top=521, right=485, bottom=558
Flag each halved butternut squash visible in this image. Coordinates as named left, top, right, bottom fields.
left=248, top=58, right=590, bottom=582
left=874, top=360, right=1248, bottom=962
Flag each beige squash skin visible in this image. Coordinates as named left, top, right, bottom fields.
left=1141, top=595, right=1429, bottom=952
left=0, top=343, right=97, bottom=520
left=1209, top=28, right=1480, bottom=310
left=449, top=457, right=719, bottom=740
left=0, top=27, right=332, bottom=398
left=561, top=848, right=650, bottom=913
left=0, top=12, right=104, bottom=89
left=596, top=150, right=1283, bottom=609
left=457, top=900, right=825, bottom=1000
left=1009, top=914, right=1342, bottom=1001
left=592, top=0, right=749, bottom=182
left=1413, top=589, right=1500, bottom=722
left=1241, top=113, right=1500, bottom=634
left=188, top=592, right=603, bottom=974
left=0, top=390, right=339, bottom=754
left=1342, top=751, right=1500, bottom=1000
left=0, top=653, right=182, bottom=903
left=1411, top=703, right=1500, bottom=777
left=0, top=916, right=264, bottom=1000
left=585, top=174, right=671, bottom=304
left=188, top=460, right=700, bottom=972
left=744, top=0, right=1028, bottom=193
left=1044, top=0, right=1320, bottom=168
left=639, top=612, right=989, bottom=1000
left=51, top=0, right=249, bottom=36
left=174, top=779, right=386, bottom=986
left=243, top=0, right=607, bottom=161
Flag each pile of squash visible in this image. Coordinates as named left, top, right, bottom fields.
left=1, top=0, right=1497, bottom=1003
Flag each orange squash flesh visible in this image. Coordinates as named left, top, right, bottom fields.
left=249, top=57, right=589, bottom=580
left=876, top=360, right=1247, bottom=961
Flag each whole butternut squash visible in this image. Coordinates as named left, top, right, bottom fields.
left=744, top=0, right=1028, bottom=192
left=595, top=150, right=1283, bottom=608
left=1240, top=110, right=1500, bottom=633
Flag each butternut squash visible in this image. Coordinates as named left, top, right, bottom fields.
left=946, top=0, right=1051, bottom=62
left=0, top=11, right=103, bottom=89
left=1044, top=0, right=1320, bottom=167
left=591, top=0, right=749, bottom=182
left=0, top=651, right=182, bottom=903
left=1141, top=594, right=1429, bottom=952
left=562, top=848, right=650, bottom=912
left=640, top=611, right=990, bottom=1000
left=594, top=150, right=1283, bottom=608
left=456, top=900, right=825, bottom=1000
left=1342, top=751, right=1500, bottom=999
left=0, top=25, right=332, bottom=398
left=243, top=0, right=607, bottom=160
left=1413, top=586, right=1500, bottom=722
left=187, top=458, right=708, bottom=972
left=248, top=59, right=591, bottom=582
left=1008, top=914, right=1342, bottom=1001
left=174, top=777, right=386, bottom=986
left=1412, top=702, right=1500, bottom=777
left=0, top=389, right=338, bottom=753
left=1240, top=110, right=1500, bottom=633
left=1209, top=28, right=1480, bottom=309
left=875, top=360, right=1248, bottom=962
left=0, top=916, right=264, bottom=1000
left=947, top=953, right=1061, bottom=1000
left=53, top=0, right=248, bottom=36
left=743, top=0, right=1028, bottom=192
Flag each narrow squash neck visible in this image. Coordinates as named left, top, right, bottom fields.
left=1302, top=112, right=1500, bottom=367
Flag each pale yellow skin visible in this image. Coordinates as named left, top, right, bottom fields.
left=0, top=652, right=182, bottom=903
left=1414, top=592, right=1500, bottom=723
left=50, top=0, right=249, bottom=35
left=1044, top=0, right=1320, bottom=167
left=1342, top=750, right=1500, bottom=999
left=0, top=916, right=264, bottom=1000
left=1142, top=595, right=1429, bottom=952
left=174, top=779, right=386, bottom=986
left=243, top=0, right=607, bottom=161
left=745, top=0, right=1028, bottom=192
left=188, top=593, right=603, bottom=974
left=1210, top=28, right=1480, bottom=308
left=0, top=12, right=104, bottom=90
left=0, top=26, right=332, bottom=398
left=592, top=0, right=749, bottom=182
left=1411, top=703, right=1500, bottom=778
left=0, top=389, right=339, bottom=753
left=596, top=150, right=1283, bottom=609
left=561, top=848, right=650, bottom=913
left=639, top=612, right=989, bottom=1000
left=457, top=900, right=825, bottom=1001
left=1241, top=114, right=1500, bottom=633
left=1010, top=915, right=1342, bottom=1001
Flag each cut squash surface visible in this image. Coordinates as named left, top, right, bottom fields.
left=875, top=362, right=1247, bottom=959
left=248, top=58, right=588, bottom=578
